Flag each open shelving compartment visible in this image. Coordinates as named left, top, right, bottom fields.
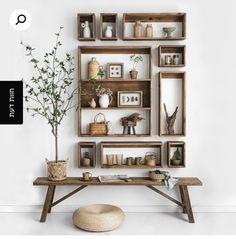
left=77, top=13, right=96, bottom=41
left=167, top=141, right=185, bottom=168
left=100, top=141, right=163, bottom=168
left=100, top=13, right=118, bottom=40
left=78, top=142, right=96, bottom=168
left=159, top=71, right=186, bottom=136
left=158, top=45, right=186, bottom=67
left=123, top=13, right=186, bottom=41
left=78, top=45, right=152, bottom=137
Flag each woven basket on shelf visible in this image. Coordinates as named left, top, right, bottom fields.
left=89, top=113, right=108, bottom=135
left=46, top=159, right=68, bottom=181
left=145, top=152, right=157, bottom=166
left=149, top=172, right=165, bottom=182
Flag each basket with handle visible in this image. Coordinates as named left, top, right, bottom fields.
left=145, top=152, right=157, bottom=166
left=89, top=113, right=109, bottom=135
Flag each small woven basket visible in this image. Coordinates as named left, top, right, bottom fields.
left=149, top=172, right=165, bottom=182
left=145, top=152, right=157, bottom=166
left=46, top=159, right=67, bottom=181
left=89, top=113, right=108, bottom=135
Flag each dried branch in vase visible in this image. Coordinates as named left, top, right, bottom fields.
left=163, top=103, right=178, bottom=134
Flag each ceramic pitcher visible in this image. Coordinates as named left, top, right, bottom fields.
left=99, top=94, right=113, bottom=108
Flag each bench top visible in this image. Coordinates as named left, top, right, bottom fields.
left=33, top=177, right=202, bottom=186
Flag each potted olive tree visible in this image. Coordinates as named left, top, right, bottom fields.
left=21, top=27, right=77, bottom=181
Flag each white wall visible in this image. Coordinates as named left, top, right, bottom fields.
left=0, top=0, right=236, bottom=212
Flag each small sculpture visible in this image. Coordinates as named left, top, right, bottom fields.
left=163, top=103, right=178, bottom=134
left=121, top=113, right=144, bottom=135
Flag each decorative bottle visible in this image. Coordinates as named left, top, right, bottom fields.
left=88, top=57, right=100, bottom=79
left=105, top=26, right=113, bottom=38
left=146, top=24, right=153, bottom=38
left=81, top=21, right=91, bottom=38
left=134, top=21, right=144, bottom=38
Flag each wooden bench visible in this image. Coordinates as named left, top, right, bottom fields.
left=33, top=177, right=202, bottom=223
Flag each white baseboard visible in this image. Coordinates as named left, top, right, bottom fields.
left=0, top=205, right=236, bottom=213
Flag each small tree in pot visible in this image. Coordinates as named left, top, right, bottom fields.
left=21, top=27, right=77, bottom=181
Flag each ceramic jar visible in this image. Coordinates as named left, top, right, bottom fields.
left=88, top=57, right=100, bottom=79
left=81, top=21, right=91, bottom=38
left=99, top=94, right=113, bottom=108
left=165, top=55, right=172, bottom=65
left=173, top=55, right=180, bottom=65
left=106, top=154, right=114, bottom=166
left=146, top=24, right=153, bottom=38
left=82, top=152, right=91, bottom=167
left=105, top=26, right=113, bottom=38
left=134, top=21, right=144, bottom=38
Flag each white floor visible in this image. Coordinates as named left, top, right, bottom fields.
left=0, top=212, right=236, bottom=235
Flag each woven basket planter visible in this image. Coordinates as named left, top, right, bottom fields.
left=46, top=159, right=68, bottom=181
left=149, top=172, right=165, bottom=182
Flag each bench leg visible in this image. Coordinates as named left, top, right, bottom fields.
left=40, top=185, right=55, bottom=223
left=179, top=186, right=187, bottom=214
left=180, top=185, right=195, bottom=223
left=48, top=186, right=56, bottom=213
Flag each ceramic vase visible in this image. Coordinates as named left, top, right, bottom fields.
left=105, top=26, right=113, bottom=38
left=146, top=24, right=153, bottom=38
left=89, top=98, right=96, bottom=108
left=134, top=21, right=144, bottom=38
left=81, top=21, right=91, bottom=38
left=88, top=57, right=100, bottom=79
left=99, top=94, right=112, bottom=108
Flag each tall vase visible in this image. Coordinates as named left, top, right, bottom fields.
left=105, top=26, right=113, bottom=38
left=88, top=57, right=100, bottom=79
left=134, top=21, right=144, bottom=38
left=81, top=21, right=91, bottom=38
left=99, top=94, right=113, bottom=108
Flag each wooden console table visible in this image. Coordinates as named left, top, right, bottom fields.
left=33, top=177, right=202, bottom=223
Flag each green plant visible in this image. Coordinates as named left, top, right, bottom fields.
left=21, top=27, right=77, bottom=163
left=129, top=54, right=143, bottom=71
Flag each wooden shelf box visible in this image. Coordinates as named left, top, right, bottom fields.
left=77, top=13, right=96, bottom=41
left=100, top=141, right=163, bottom=168
left=78, top=142, right=96, bottom=168
left=123, top=13, right=186, bottom=41
left=167, top=141, right=185, bottom=168
left=78, top=46, right=152, bottom=137
left=100, top=13, right=118, bottom=40
left=159, top=72, right=186, bottom=136
left=158, top=45, right=186, bottom=67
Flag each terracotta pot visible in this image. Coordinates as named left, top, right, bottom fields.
left=46, top=159, right=67, bottom=181
left=129, top=70, right=138, bottom=80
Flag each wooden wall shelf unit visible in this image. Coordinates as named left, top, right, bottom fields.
left=77, top=13, right=96, bottom=41
left=159, top=72, right=186, bottom=136
left=158, top=45, right=186, bottom=67
left=122, top=13, right=186, bottom=41
left=78, top=142, right=96, bottom=168
left=100, top=141, right=163, bottom=168
left=167, top=141, right=185, bottom=168
left=100, top=13, right=118, bottom=40
left=78, top=46, right=152, bottom=137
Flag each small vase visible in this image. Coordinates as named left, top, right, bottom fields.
left=105, top=26, right=113, bottom=38
left=129, top=70, right=138, bottom=80
left=88, top=57, right=100, bottom=79
left=134, top=21, right=144, bottom=38
left=89, top=98, right=96, bottom=108
left=146, top=24, right=153, bottom=38
left=81, top=21, right=91, bottom=38
left=99, top=94, right=113, bottom=108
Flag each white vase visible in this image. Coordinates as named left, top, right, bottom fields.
left=81, top=21, right=91, bottom=38
left=99, top=94, right=112, bottom=108
left=105, top=26, right=113, bottom=38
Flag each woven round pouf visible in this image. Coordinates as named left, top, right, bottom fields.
left=73, top=204, right=125, bottom=232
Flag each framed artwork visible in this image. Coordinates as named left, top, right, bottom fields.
left=107, top=63, right=124, bottom=79
left=117, top=91, right=143, bottom=107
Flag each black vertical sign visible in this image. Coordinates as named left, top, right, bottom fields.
left=0, top=81, right=23, bottom=124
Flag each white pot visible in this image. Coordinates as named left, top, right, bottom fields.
left=105, top=26, right=113, bottom=38
left=99, top=94, right=112, bottom=108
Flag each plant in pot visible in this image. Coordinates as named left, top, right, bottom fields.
left=21, top=27, right=77, bottom=181
left=129, top=54, right=143, bottom=80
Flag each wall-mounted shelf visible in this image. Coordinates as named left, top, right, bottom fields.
left=167, top=141, right=185, bottom=168
left=77, top=13, right=96, bottom=41
left=122, top=13, right=186, bottom=41
left=100, top=13, right=118, bottom=40
left=159, top=72, right=186, bottom=136
left=78, top=142, right=96, bottom=168
left=158, top=45, right=186, bottom=67
left=78, top=45, right=152, bottom=137
left=100, top=141, right=163, bottom=168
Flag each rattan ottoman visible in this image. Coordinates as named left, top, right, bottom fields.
left=73, top=204, right=125, bottom=232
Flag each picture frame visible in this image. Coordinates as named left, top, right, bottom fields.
left=107, top=63, right=124, bottom=79
left=117, top=91, right=143, bottom=107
